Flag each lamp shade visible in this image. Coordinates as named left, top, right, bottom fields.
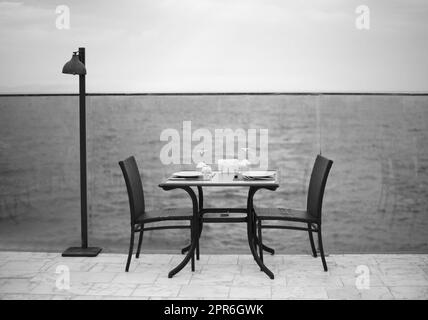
left=62, top=52, right=86, bottom=75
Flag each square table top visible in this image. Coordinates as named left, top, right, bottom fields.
left=159, top=170, right=280, bottom=188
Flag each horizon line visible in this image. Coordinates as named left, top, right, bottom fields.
left=1, top=91, right=428, bottom=97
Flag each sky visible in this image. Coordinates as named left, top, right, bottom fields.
left=0, top=0, right=427, bottom=93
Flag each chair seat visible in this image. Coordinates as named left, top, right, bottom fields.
left=254, top=207, right=318, bottom=223
left=136, top=208, right=193, bottom=224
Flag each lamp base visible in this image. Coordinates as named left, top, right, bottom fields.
left=62, top=247, right=102, bottom=257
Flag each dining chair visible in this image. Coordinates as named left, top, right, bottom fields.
left=119, top=156, right=193, bottom=272
left=254, top=154, right=333, bottom=271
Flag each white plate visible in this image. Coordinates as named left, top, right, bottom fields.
left=241, top=171, right=275, bottom=178
left=172, top=171, right=203, bottom=178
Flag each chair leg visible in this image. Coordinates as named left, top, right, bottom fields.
left=196, top=219, right=202, bottom=260
left=258, top=219, right=263, bottom=263
left=317, top=226, right=328, bottom=271
left=308, top=223, right=317, bottom=258
left=136, top=225, right=144, bottom=259
left=191, top=250, right=195, bottom=271
left=125, top=227, right=135, bottom=272
left=191, top=220, right=195, bottom=272
left=196, top=240, right=200, bottom=261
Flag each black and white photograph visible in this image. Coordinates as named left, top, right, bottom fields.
left=0, top=0, right=427, bottom=305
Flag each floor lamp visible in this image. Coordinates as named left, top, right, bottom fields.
left=61, top=47, right=102, bottom=257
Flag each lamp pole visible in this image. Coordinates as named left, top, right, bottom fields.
left=78, top=47, right=88, bottom=249
left=62, top=47, right=102, bottom=257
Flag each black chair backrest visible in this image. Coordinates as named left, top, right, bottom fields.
left=307, top=154, right=333, bottom=221
left=119, top=156, right=145, bottom=225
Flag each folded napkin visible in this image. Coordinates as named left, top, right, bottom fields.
left=168, top=176, right=203, bottom=181
left=242, top=176, right=275, bottom=180
left=234, top=174, right=275, bottom=181
left=168, top=173, right=216, bottom=181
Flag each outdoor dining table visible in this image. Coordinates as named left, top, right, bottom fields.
left=159, top=170, right=279, bottom=279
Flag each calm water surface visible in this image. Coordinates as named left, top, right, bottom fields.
left=0, top=95, right=427, bottom=254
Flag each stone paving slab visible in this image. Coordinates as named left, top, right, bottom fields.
left=0, top=251, right=427, bottom=300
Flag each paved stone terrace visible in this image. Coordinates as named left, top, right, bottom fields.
left=0, top=252, right=427, bottom=300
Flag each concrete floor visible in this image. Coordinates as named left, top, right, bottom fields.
left=0, top=251, right=427, bottom=300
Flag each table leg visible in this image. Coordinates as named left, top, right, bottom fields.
left=246, top=186, right=275, bottom=279
left=163, top=186, right=199, bottom=278
left=253, top=208, right=275, bottom=255
left=181, top=186, right=204, bottom=258
left=196, top=186, right=204, bottom=260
